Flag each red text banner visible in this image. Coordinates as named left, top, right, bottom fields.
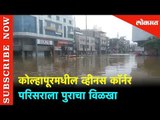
left=0, top=15, right=13, bottom=105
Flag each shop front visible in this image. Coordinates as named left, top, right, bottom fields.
left=54, top=40, right=74, bottom=56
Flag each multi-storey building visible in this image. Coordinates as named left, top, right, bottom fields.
left=81, top=29, right=109, bottom=55
left=74, top=28, right=96, bottom=55
left=14, top=15, right=74, bottom=57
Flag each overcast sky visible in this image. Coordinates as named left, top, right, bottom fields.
left=74, top=15, right=133, bottom=42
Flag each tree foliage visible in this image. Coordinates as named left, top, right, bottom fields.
left=144, top=37, right=160, bottom=49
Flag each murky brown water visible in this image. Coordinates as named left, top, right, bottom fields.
left=14, top=54, right=160, bottom=85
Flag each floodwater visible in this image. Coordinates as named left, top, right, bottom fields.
left=14, top=54, right=160, bottom=86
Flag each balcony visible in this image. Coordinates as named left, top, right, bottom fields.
left=45, top=26, right=56, bottom=31
left=57, top=29, right=63, bottom=33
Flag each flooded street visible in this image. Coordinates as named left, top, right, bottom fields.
left=14, top=54, right=160, bottom=85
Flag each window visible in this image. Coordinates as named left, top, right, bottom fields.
left=14, top=15, right=37, bottom=33
left=63, top=18, right=66, bottom=23
left=39, top=20, right=43, bottom=34
left=14, top=16, right=23, bottom=32
left=67, top=26, right=73, bottom=34
left=55, top=23, right=62, bottom=32
left=69, top=20, right=72, bottom=24
left=56, top=16, right=60, bottom=21
left=46, top=21, right=51, bottom=26
left=64, top=26, right=66, bottom=37
left=45, top=20, right=56, bottom=29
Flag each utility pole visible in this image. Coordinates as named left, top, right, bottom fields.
left=73, top=16, right=78, bottom=57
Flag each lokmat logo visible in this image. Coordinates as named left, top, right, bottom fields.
left=136, top=19, right=159, bottom=26
left=114, top=15, right=160, bottom=38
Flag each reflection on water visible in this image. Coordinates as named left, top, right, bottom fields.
left=14, top=54, right=160, bottom=85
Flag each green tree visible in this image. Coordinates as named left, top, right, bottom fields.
left=143, top=36, right=160, bottom=56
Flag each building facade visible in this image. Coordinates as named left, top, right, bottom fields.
left=14, top=15, right=74, bottom=57
left=74, top=28, right=96, bottom=55
left=81, top=29, right=109, bottom=55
